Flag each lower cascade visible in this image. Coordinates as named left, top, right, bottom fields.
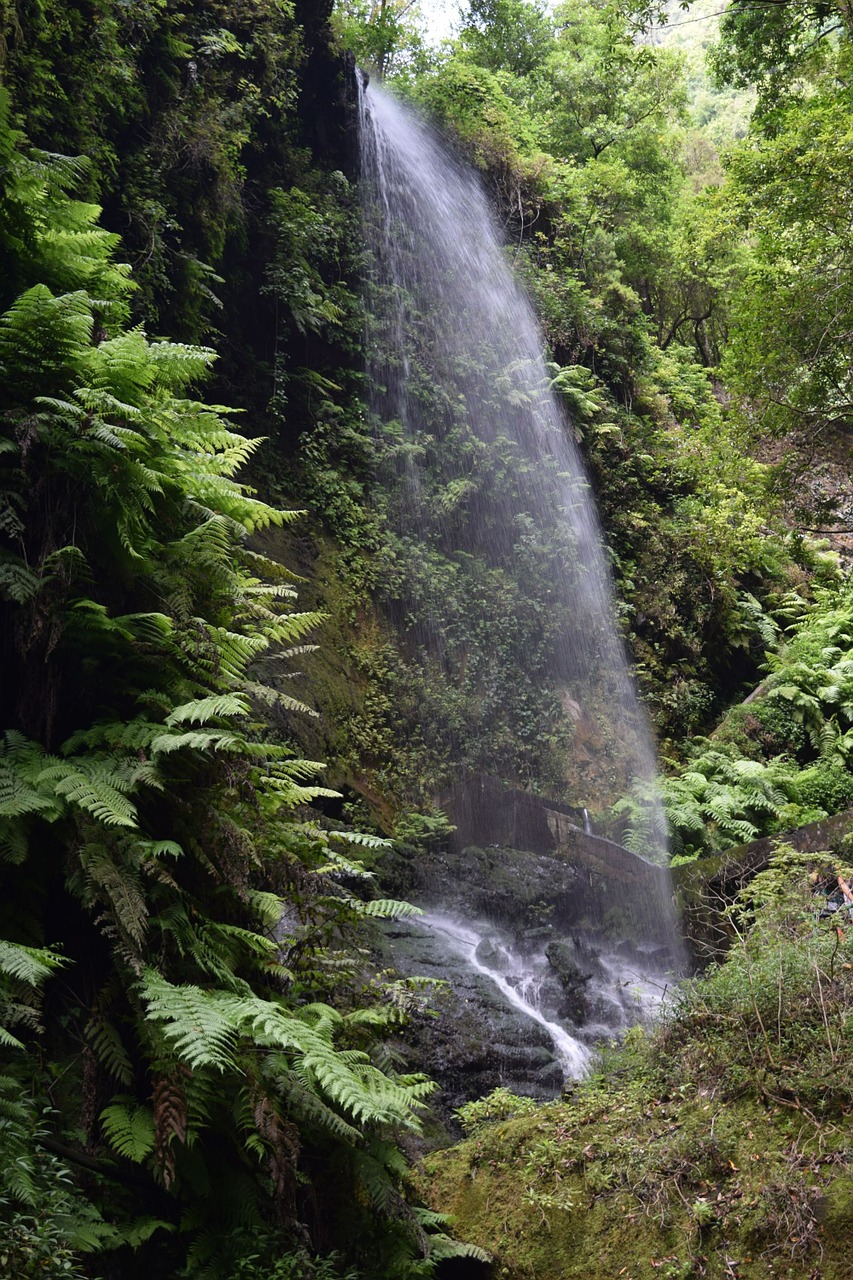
left=382, top=850, right=677, bottom=1107
left=418, top=912, right=594, bottom=1079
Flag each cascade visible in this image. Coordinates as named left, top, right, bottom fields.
left=357, top=79, right=683, bottom=1096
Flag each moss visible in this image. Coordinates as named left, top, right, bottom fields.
left=418, top=1088, right=853, bottom=1280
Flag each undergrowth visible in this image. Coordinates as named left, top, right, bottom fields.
left=418, top=849, right=853, bottom=1279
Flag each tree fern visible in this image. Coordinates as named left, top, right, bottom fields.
left=0, top=110, right=441, bottom=1278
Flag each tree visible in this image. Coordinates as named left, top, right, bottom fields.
left=332, top=0, right=427, bottom=78
left=719, top=44, right=853, bottom=445
left=710, top=0, right=847, bottom=108
left=536, top=0, right=686, bottom=162
left=458, top=0, right=555, bottom=76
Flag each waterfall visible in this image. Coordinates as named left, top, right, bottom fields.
left=357, top=79, right=683, bottom=1087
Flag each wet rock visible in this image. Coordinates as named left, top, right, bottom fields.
left=545, top=939, right=594, bottom=1023
left=474, top=938, right=509, bottom=969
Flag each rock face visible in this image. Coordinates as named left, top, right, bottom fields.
left=545, top=939, right=594, bottom=1023
left=380, top=797, right=681, bottom=1116
left=380, top=918, right=564, bottom=1115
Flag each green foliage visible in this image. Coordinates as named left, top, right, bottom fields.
left=0, top=100, right=457, bottom=1280
left=332, top=0, right=433, bottom=80
left=710, top=0, right=843, bottom=108
left=719, top=43, right=853, bottom=446
left=455, top=1086, right=538, bottom=1134
left=661, top=846, right=853, bottom=1109
left=660, top=746, right=794, bottom=859
left=2, top=0, right=304, bottom=341
left=459, top=0, right=553, bottom=76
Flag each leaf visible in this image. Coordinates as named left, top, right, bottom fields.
left=100, top=1100, right=156, bottom=1162
left=165, top=694, right=251, bottom=726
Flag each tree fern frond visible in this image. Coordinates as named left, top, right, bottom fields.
left=77, top=842, right=148, bottom=949
left=274, top=1069, right=362, bottom=1145
left=245, top=890, right=285, bottom=929
left=0, top=940, right=65, bottom=987
left=38, top=762, right=138, bottom=827
left=329, top=829, right=393, bottom=851
left=0, top=554, right=41, bottom=603
left=100, top=1099, right=156, bottom=1162
left=86, top=1016, right=134, bottom=1086
left=150, top=730, right=242, bottom=755
left=0, top=284, right=93, bottom=379
left=166, top=694, right=251, bottom=726
left=237, top=680, right=314, bottom=717
left=63, top=718, right=163, bottom=753
left=339, top=897, right=422, bottom=921
left=139, top=972, right=239, bottom=1072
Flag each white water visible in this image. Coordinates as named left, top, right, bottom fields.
left=357, top=80, right=674, bottom=862
left=419, top=911, right=593, bottom=1077
left=357, top=80, right=685, bottom=1081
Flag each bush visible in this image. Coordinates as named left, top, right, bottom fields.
left=656, top=847, right=853, bottom=1111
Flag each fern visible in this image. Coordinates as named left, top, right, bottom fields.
left=337, top=897, right=423, bottom=921
left=38, top=761, right=139, bottom=827
left=0, top=940, right=65, bottom=987
left=100, top=1099, right=156, bottom=1162
left=0, top=113, right=442, bottom=1276
left=86, top=1015, right=134, bottom=1087
left=139, top=972, right=241, bottom=1072
left=165, top=694, right=251, bottom=726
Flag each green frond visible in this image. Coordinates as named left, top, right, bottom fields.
left=428, top=1236, right=493, bottom=1264
left=139, top=972, right=240, bottom=1072
left=0, top=737, right=61, bottom=822
left=86, top=1016, right=134, bottom=1086
left=341, top=897, right=423, bottom=920
left=272, top=1069, right=362, bottom=1145
left=100, top=1099, right=156, bottom=1162
left=77, top=841, right=148, bottom=949
left=330, top=829, right=393, bottom=851
left=352, top=1147, right=399, bottom=1213
left=151, top=730, right=242, bottom=755
left=0, top=554, right=41, bottom=603
left=245, top=889, right=286, bottom=929
left=166, top=694, right=251, bottom=726
left=0, top=284, right=93, bottom=379
left=237, top=680, right=315, bottom=717
left=147, top=340, right=217, bottom=388
left=63, top=718, right=163, bottom=753
left=38, top=762, right=138, bottom=827
left=136, top=838, right=183, bottom=860
left=0, top=940, right=65, bottom=987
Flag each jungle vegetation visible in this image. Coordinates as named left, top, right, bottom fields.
left=2, top=0, right=853, bottom=1275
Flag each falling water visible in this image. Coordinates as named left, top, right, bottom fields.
left=358, top=80, right=683, bottom=1078
left=420, top=912, right=593, bottom=1077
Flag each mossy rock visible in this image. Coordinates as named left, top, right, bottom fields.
left=417, top=1087, right=853, bottom=1279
